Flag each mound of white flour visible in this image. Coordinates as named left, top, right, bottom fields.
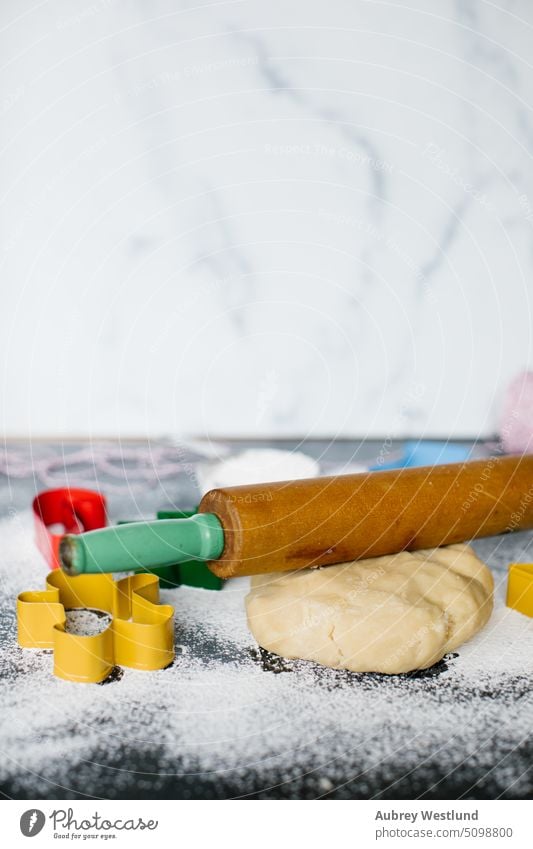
left=196, top=448, right=319, bottom=492
left=0, top=511, right=532, bottom=799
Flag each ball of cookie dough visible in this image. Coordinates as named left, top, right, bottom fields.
left=245, top=544, right=493, bottom=674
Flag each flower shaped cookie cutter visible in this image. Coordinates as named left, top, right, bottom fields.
left=17, top=570, right=174, bottom=683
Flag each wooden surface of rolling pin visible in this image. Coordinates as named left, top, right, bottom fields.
left=200, top=455, right=533, bottom=577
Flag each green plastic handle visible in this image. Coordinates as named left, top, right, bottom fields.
left=59, top=514, right=224, bottom=576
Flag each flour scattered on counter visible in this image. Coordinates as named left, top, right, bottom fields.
left=0, top=512, right=532, bottom=799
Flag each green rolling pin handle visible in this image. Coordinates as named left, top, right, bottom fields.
left=59, top=513, right=225, bottom=576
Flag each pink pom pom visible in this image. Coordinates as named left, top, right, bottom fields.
left=500, top=371, right=533, bottom=453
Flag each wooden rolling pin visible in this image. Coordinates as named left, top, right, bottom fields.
left=60, top=455, right=533, bottom=579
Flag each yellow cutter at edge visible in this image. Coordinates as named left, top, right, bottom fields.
left=506, top=563, right=533, bottom=619
left=17, top=570, right=175, bottom=683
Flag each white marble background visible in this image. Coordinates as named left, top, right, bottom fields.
left=1, top=0, right=532, bottom=438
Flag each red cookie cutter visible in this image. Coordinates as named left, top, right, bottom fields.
left=33, top=488, right=107, bottom=570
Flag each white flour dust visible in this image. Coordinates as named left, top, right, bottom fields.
left=0, top=511, right=532, bottom=799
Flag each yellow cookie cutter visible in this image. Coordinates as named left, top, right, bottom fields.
left=506, top=563, right=533, bottom=619
left=17, top=570, right=175, bottom=683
